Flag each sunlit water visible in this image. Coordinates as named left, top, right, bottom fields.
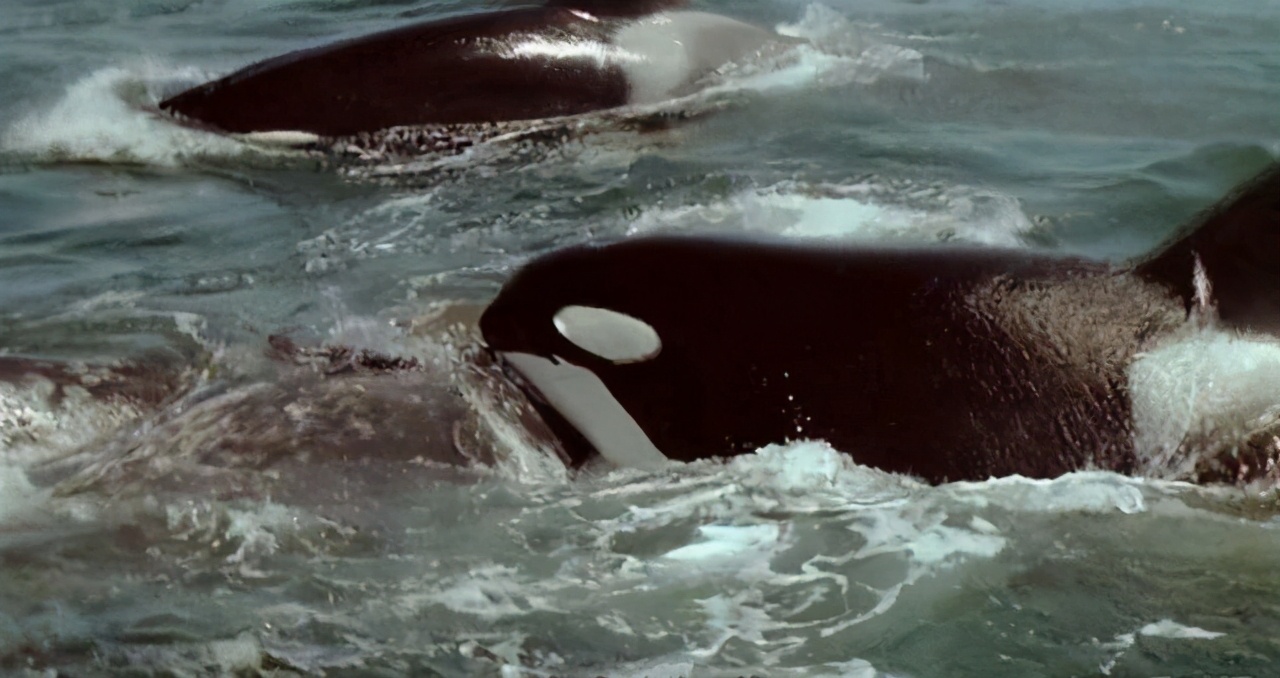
left=2, top=0, right=1280, bottom=675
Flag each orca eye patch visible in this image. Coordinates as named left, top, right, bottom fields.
left=553, top=305, right=661, bottom=364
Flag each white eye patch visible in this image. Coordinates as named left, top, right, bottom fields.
left=553, top=305, right=661, bottom=364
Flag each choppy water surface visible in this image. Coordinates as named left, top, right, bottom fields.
left=2, top=0, right=1280, bottom=675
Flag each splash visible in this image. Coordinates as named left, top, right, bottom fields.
left=0, top=465, right=43, bottom=524
left=1099, top=619, right=1227, bottom=675
left=1, top=63, right=292, bottom=167
left=775, top=3, right=926, bottom=85
left=625, top=178, right=1035, bottom=245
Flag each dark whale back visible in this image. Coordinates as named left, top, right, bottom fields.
left=1137, top=161, right=1280, bottom=334
left=160, top=5, right=639, bottom=136
left=480, top=162, right=1280, bottom=482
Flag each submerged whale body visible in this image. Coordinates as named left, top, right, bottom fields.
left=0, top=332, right=525, bottom=500
left=480, top=162, right=1280, bottom=484
left=158, top=0, right=782, bottom=138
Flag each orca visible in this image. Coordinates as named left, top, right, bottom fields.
left=479, top=162, right=1280, bottom=484
left=158, top=0, right=785, bottom=139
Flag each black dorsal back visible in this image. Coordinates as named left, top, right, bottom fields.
left=1135, top=161, right=1280, bottom=335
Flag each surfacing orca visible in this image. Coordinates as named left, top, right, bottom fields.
left=158, top=0, right=784, bottom=140
left=480, top=162, right=1280, bottom=484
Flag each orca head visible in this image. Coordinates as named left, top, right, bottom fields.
left=477, top=235, right=1027, bottom=481
left=478, top=162, right=1280, bottom=482
left=480, top=243, right=673, bottom=471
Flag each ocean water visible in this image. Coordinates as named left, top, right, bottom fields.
left=2, top=0, right=1280, bottom=676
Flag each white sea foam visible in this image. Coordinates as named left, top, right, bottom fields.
left=425, top=565, right=559, bottom=620
left=10, top=404, right=1257, bottom=675
left=775, top=3, right=926, bottom=85
left=0, top=465, right=44, bottom=524
left=578, top=440, right=1244, bottom=661
left=1099, top=619, right=1226, bottom=675
left=1, top=64, right=290, bottom=167
left=699, top=40, right=920, bottom=100
left=625, top=179, right=1034, bottom=245
left=1139, top=619, right=1226, bottom=640
left=551, top=442, right=993, bottom=656
left=944, top=472, right=1151, bottom=515
left=0, top=372, right=144, bottom=468
left=662, top=524, right=785, bottom=565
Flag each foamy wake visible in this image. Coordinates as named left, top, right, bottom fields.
left=296, top=174, right=1037, bottom=282
left=391, top=440, right=1224, bottom=674
left=1098, top=620, right=1227, bottom=675
left=1129, top=327, right=1280, bottom=483
left=625, top=178, right=1035, bottom=246
left=0, top=370, right=1252, bottom=676
left=1, top=63, right=290, bottom=167
left=306, top=440, right=1242, bottom=676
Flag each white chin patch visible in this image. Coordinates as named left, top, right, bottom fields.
left=501, top=352, right=669, bottom=471
left=553, top=305, right=661, bottom=364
